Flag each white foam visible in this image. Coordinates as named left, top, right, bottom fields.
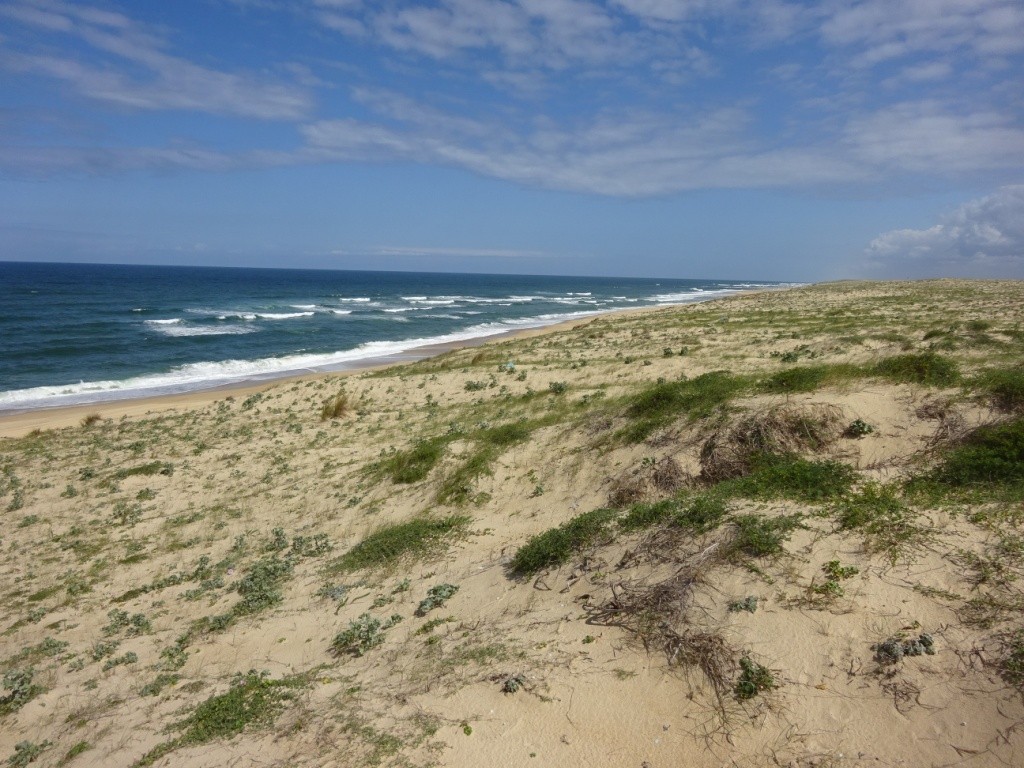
left=146, top=318, right=182, bottom=325
left=329, top=309, right=353, bottom=315
left=150, top=324, right=257, bottom=337
left=255, top=312, right=314, bottom=320
left=290, top=304, right=317, bottom=310
left=0, top=310, right=602, bottom=411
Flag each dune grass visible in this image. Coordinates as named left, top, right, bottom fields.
left=137, top=671, right=308, bottom=766
left=835, top=483, right=926, bottom=562
left=329, top=515, right=471, bottom=573
left=720, top=453, right=856, bottom=502
left=619, top=371, right=748, bottom=442
left=509, top=508, right=618, bottom=576
left=384, top=438, right=449, bottom=484
left=759, top=364, right=860, bottom=394
left=973, top=367, right=1024, bottom=413
left=619, top=493, right=729, bottom=534
left=924, top=418, right=1024, bottom=492
left=873, top=352, right=959, bottom=387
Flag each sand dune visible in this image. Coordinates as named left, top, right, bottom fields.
left=2, top=280, right=1023, bottom=768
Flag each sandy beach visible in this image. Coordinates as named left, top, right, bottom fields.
left=2, top=279, right=1024, bottom=768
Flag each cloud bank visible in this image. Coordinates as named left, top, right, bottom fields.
left=866, top=185, right=1024, bottom=277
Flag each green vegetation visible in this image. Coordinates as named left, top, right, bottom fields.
left=384, top=438, right=448, bottom=484
left=510, top=508, right=618, bottom=576
left=926, top=418, right=1024, bottom=490
left=723, top=453, right=856, bottom=502
left=138, top=671, right=307, bottom=766
left=106, top=461, right=174, bottom=484
left=973, top=367, right=1024, bottom=413
left=873, top=352, right=959, bottom=387
left=330, top=515, right=470, bottom=573
left=811, top=560, right=860, bottom=599
left=7, top=741, right=50, bottom=767
left=416, top=583, right=459, bottom=616
left=999, top=631, right=1024, bottom=690
left=62, top=741, right=91, bottom=763
left=435, top=422, right=534, bottom=505
left=1, top=668, right=42, bottom=717
left=836, top=483, right=926, bottom=561
left=619, top=493, right=728, bottom=534
left=730, top=514, right=802, bottom=558
left=619, top=371, right=747, bottom=442
left=331, top=613, right=403, bottom=657
left=727, top=596, right=758, bottom=614
left=734, top=657, right=776, bottom=700
left=233, top=556, right=294, bottom=616
left=759, top=364, right=858, bottom=394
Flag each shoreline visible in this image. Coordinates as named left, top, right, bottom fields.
left=0, top=290, right=778, bottom=438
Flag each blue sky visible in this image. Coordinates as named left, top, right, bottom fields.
left=0, top=0, right=1022, bottom=280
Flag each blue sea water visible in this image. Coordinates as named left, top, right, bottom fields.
left=0, top=262, right=791, bottom=411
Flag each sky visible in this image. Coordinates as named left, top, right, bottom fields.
left=0, top=0, right=1022, bottom=281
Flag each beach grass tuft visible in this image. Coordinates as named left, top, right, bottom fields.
left=619, top=371, right=748, bottom=442
left=330, top=515, right=471, bottom=573
left=510, top=507, right=618, bottom=576
left=873, top=352, right=959, bottom=387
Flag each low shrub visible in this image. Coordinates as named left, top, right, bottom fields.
left=331, top=613, right=402, bottom=657
left=835, top=483, right=925, bottom=561
left=734, top=657, right=776, bottom=700
left=320, top=393, right=349, bottom=420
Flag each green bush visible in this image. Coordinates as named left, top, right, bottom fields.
left=331, top=613, right=402, bottom=656
left=835, top=483, right=925, bottom=561
left=320, top=393, right=349, bottom=420
left=510, top=508, right=618, bottom=576
left=138, top=671, right=306, bottom=765
left=619, top=498, right=679, bottom=532
left=416, top=583, right=459, bottom=616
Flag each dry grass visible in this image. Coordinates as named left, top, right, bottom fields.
left=699, top=403, right=844, bottom=482
left=587, top=542, right=735, bottom=713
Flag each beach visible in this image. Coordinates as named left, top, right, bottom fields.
left=2, top=279, right=1024, bottom=767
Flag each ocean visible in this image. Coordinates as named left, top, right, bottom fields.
left=0, top=262, right=790, bottom=412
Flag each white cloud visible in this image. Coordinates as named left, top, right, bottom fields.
left=0, top=0, right=312, bottom=119
left=820, top=0, right=1024, bottom=66
left=844, top=101, right=1024, bottom=172
left=300, top=99, right=867, bottom=195
left=866, top=185, right=1024, bottom=276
